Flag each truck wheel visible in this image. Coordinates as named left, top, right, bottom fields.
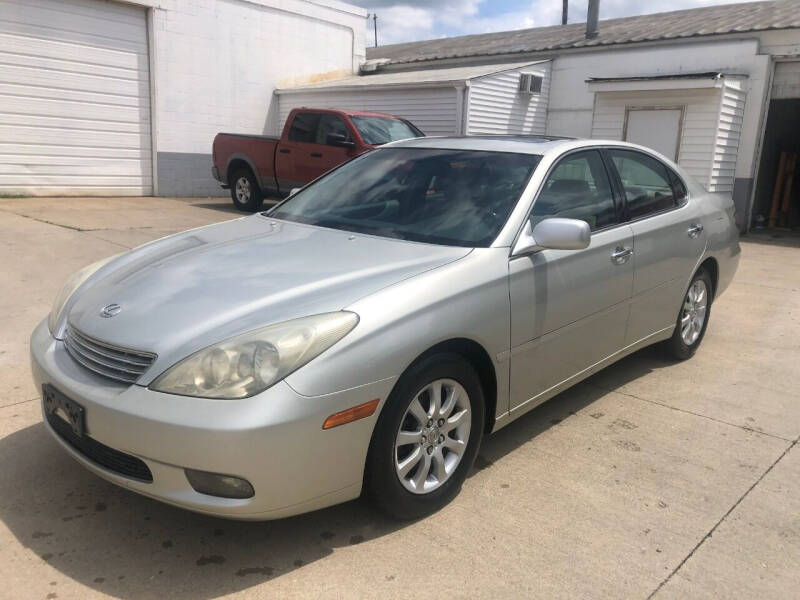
left=230, top=168, right=264, bottom=212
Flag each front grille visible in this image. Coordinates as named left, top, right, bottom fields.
left=46, top=409, right=153, bottom=483
left=64, top=325, right=156, bottom=384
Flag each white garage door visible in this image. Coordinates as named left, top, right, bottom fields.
left=0, top=0, right=152, bottom=196
left=624, top=108, right=682, bottom=161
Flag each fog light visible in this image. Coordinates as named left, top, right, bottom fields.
left=185, top=469, right=254, bottom=499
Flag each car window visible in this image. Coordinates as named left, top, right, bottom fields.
left=315, top=115, right=350, bottom=145
left=609, top=149, right=677, bottom=219
left=668, top=168, right=688, bottom=202
left=531, top=150, right=617, bottom=231
left=288, top=112, right=321, bottom=143
left=269, top=148, right=540, bottom=247
left=350, top=116, right=424, bottom=145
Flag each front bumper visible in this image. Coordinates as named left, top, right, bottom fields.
left=30, top=319, right=395, bottom=520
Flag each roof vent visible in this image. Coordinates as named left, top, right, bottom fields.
left=519, top=73, right=543, bottom=94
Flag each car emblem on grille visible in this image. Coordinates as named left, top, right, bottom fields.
left=100, top=303, right=122, bottom=318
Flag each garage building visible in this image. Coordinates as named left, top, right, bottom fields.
left=0, top=0, right=366, bottom=197
left=278, top=0, right=800, bottom=232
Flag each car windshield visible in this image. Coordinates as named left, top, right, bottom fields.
left=350, top=116, right=424, bottom=145
left=268, top=148, right=541, bottom=247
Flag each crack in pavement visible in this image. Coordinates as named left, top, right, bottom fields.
left=647, top=434, right=798, bottom=598
left=0, top=396, right=38, bottom=409
left=585, top=381, right=794, bottom=443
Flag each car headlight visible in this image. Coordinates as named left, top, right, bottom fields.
left=150, top=312, right=359, bottom=399
left=48, top=254, right=120, bottom=335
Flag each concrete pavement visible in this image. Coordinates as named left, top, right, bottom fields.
left=0, top=197, right=797, bottom=599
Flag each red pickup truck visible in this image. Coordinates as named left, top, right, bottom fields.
left=212, top=108, right=424, bottom=211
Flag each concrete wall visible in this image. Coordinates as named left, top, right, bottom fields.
left=150, top=0, right=366, bottom=196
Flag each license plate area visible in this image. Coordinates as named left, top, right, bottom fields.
left=43, top=384, right=86, bottom=437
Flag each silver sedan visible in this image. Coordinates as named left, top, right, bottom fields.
left=31, top=137, right=740, bottom=520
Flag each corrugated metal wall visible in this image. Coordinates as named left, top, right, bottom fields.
left=0, top=0, right=152, bottom=196
left=710, top=79, right=746, bottom=193
left=466, top=63, right=550, bottom=135
left=276, top=87, right=460, bottom=137
left=590, top=88, right=728, bottom=190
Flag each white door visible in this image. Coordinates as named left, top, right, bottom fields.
left=624, top=109, right=682, bottom=161
left=0, top=0, right=152, bottom=196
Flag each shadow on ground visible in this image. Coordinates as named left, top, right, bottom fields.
left=0, top=346, right=670, bottom=599
left=188, top=199, right=280, bottom=216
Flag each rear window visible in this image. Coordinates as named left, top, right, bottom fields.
left=350, top=116, right=423, bottom=145
left=288, top=112, right=321, bottom=143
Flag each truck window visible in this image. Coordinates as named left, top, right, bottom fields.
left=288, top=112, right=321, bottom=143
left=350, top=116, right=423, bottom=145
left=315, top=115, right=350, bottom=145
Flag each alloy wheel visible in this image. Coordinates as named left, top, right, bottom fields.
left=394, top=378, right=471, bottom=494
left=235, top=177, right=251, bottom=203
left=680, top=279, right=708, bottom=345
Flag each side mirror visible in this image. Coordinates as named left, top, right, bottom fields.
left=512, top=218, right=591, bottom=256
left=326, top=133, right=355, bottom=148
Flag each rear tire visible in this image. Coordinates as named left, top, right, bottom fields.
left=230, top=168, right=264, bottom=212
left=664, top=268, right=713, bottom=360
left=365, top=353, right=485, bottom=520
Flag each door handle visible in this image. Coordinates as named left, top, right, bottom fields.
left=310, top=152, right=323, bottom=158
left=610, top=247, right=633, bottom=264
left=279, top=148, right=290, bottom=154
left=687, top=223, right=704, bottom=238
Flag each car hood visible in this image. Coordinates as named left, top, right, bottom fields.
left=67, top=216, right=470, bottom=379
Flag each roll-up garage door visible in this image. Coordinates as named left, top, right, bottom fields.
left=0, top=0, right=152, bottom=196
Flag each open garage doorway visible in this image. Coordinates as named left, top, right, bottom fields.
left=751, top=62, right=800, bottom=239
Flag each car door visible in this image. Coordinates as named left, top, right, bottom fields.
left=275, top=111, right=320, bottom=191
left=605, top=148, right=707, bottom=344
left=308, top=114, right=356, bottom=180
left=509, top=149, right=634, bottom=412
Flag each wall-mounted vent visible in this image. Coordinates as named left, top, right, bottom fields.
left=518, top=73, right=543, bottom=94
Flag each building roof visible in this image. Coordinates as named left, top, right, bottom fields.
left=276, top=60, right=547, bottom=93
left=366, top=0, right=800, bottom=66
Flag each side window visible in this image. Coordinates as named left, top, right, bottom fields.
left=609, top=149, right=677, bottom=219
left=668, top=168, right=687, bottom=202
left=531, top=150, right=617, bottom=231
left=288, top=112, right=320, bottom=143
left=315, top=115, right=350, bottom=145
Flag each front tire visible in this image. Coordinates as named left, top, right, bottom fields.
left=665, top=268, right=713, bottom=360
left=230, top=168, right=264, bottom=212
left=365, top=353, right=485, bottom=520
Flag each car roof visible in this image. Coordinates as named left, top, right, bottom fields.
left=293, top=107, right=406, bottom=119
left=385, top=135, right=668, bottom=158
left=387, top=135, right=576, bottom=155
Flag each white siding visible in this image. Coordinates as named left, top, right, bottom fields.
left=0, top=0, right=152, bottom=196
left=772, top=61, right=800, bottom=100
left=591, top=88, right=725, bottom=189
left=466, top=63, right=550, bottom=135
left=710, top=79, right=746, bottom=193
left=277, top=87, right=459, bottom=136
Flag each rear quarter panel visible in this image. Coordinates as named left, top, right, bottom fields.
left=213, top=134, right=279, bottom=191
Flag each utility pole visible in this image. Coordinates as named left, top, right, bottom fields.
left=562, top=0, right=568, bottom=25
left=372, top=13, right=378, bottom=47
